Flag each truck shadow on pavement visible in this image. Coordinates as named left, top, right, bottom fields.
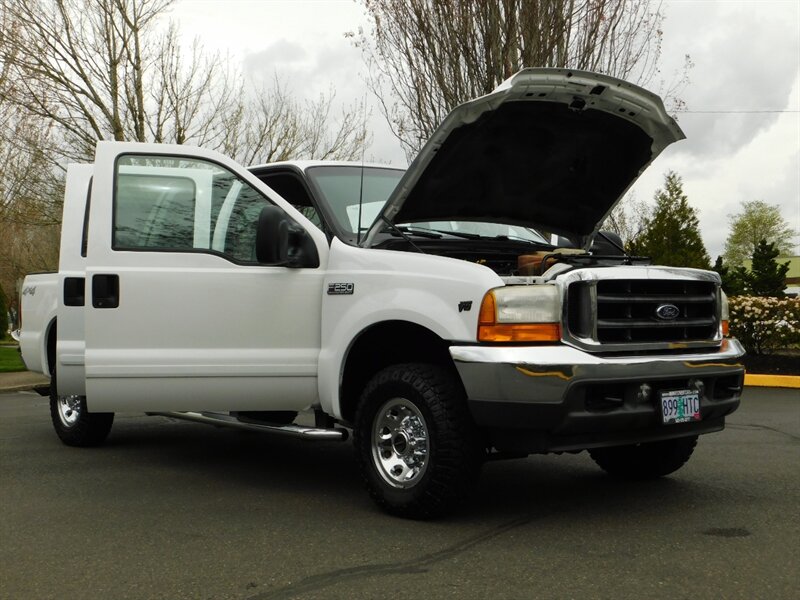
left=104, top=414, right=365, bottom=498
left=100, top=413, right=699, bottom=523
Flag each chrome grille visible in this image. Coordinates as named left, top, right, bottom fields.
left=567, top=279, right=719, bottom=344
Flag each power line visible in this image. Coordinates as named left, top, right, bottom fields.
left=675, top=110, right=800, bottom=114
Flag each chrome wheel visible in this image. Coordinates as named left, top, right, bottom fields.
left=355, top=364, right=482, bottom=518
left=56, top=395, right=83, bottom=428
left=371, top=398, right=430, bottom=488
left=49, top=367, right=114, bottom=447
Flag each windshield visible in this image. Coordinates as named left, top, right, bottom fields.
left=306, top=165, right=549, bottom=245
left=306, top=166, right=404, bottom=235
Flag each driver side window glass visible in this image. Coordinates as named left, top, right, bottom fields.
left=114, top=155, right=274, bottom=263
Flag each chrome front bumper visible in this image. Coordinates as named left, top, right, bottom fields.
left=449, top=339, right=745, bottom=453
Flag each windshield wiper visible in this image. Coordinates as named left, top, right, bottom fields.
left=401, top=226, right=481, bottom=240
left=380, top=218, right=427, bottom=253
left=491, top=234, right=550, bottom=245
left=382, top=225, right=442, bottom=239
left=403, top=225, right=551, bottom=244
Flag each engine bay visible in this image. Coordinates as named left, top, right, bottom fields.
left=374, top=237, right=643, bottom=277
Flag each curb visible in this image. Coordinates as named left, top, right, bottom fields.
left=0, top=373, right=50, bottom=395
left=1, top=384, right=49, bottom=394
left=744, top=374, right=800, bottom=389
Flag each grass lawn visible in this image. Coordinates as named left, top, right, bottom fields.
left=0, top=346, right=26, bottom=373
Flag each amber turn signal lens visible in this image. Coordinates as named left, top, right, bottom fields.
left=721, top=320, right=729, bottom=336
left=478, top=291, right=496, bottom=326
left=478, top=323, right=561, bottom=342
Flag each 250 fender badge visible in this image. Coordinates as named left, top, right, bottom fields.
left=458, top=301, right=472, bottom=312
left=328, top=282, right=355, bottom=295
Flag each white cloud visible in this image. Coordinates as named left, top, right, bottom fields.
left=660, top=0, right=799, bottom=155
left=622, top=0, right=800, bottom=258
left=629, top=73, right=800, bottom=258
left=243, top=40, right=308, bottom=70
left=171, top=0, right=406, bottom=163
left=169, top=0, right=800, bottom=251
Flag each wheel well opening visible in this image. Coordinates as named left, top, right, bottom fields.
left=46, top=320, right=57, bottom=376
left=339, top=321, right=457, bottom=424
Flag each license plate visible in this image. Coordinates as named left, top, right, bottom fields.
left=660, top=389, right=701, bottom=424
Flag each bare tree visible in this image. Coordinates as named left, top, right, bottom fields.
left=148, top=24, right=240, bottom=150
left=1, top=0, right=174, bottom=160
left=0, top=0, right=370, bottom=163
left=0, top=110, right=63, bottom=301
left=0, top=119, right=63, bottom=304
left=355, top=0, right=676, bottom=159
left=0, top=16, right=62, bottom=300
left=0, top=0, right=371, bottom=297
left=602, top=191, right=651, bottom=250
left=220, top=76, right=370, bottom=166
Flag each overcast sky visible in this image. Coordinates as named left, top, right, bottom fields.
left=171, top=0, right=799, bottom=258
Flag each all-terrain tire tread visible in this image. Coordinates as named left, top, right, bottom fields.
left=49, top=369, right=114, bottom=447
left=588, top=435, right=698, bottom=479
left=354, top=363, right=482, bottom=519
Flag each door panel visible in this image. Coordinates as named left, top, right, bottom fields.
left=84, top=142, right=328, bottom=412
left=56, top=164, right=93, bottom=396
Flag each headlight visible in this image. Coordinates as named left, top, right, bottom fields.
left=478, top=286, right=561, bottom=342
left=720, top=289, right=730, bottom=336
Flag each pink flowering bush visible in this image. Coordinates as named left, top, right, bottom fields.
left=728, top=296, right=800, bottom=355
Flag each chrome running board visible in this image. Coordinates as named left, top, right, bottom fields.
left=148, top=411, right=348, bottom=441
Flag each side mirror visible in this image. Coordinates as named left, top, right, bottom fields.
left=255, top=205, right=320, bottom=268
left=256, top=205, right=290, bottom=264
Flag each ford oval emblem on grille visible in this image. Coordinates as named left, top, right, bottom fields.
left=655, top=304, right=680, bottom=320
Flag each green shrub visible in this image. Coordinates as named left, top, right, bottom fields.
left=728, top=296, right=800, bottom=355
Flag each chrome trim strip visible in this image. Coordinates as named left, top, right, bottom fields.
left=553, top=266, right=723, bottom=353
left=450, top=339, right=745, bottom=407
left=449, top=338, right=744, bottom=367
left=149, top=411, right=348, bottom=440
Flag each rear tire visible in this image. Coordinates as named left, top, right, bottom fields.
left=354, top=363, right=482, bottom=519
left=589, top=436, right=698, bottom=479
left=49, top=367, right=114, bottom=447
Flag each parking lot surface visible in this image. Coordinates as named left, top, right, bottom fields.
left=1, top=388, right=798, bottom=599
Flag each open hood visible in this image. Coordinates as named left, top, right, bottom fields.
left=363, top=68, right=685, bottom=249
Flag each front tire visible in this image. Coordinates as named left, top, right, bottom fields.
left=354, top=363, right=482, bottom=519
left=589, top=436, right=698, bottom=479
left=49, top=367, right=114, bottom=447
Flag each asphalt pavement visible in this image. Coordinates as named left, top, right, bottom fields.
left=1, top=387, right=798, bottom=599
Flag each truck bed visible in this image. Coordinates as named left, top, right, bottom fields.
left=18, top=272, right=58, bottom=376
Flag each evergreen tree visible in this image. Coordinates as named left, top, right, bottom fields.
left=634, top=172, right=711, bottom=269
left=749, top=239, right=790, bottom=297
left=713, top=256, right=749, bottom=296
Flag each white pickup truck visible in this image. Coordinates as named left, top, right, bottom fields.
left=19, top=68, right=745, bottom=518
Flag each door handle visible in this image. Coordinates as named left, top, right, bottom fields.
left=63, top=277, right=85, bottom=307
left=92, top=274, right=119, bottom=309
